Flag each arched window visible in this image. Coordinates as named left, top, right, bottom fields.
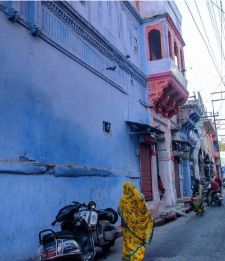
left=168, top=31, right=173, bottom=59
left=148, top=29, right=162, bottom=61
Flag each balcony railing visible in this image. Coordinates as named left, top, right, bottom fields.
left=147, top=58, right=187, bottom=89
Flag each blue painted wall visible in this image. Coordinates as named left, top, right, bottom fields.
left=182, top=159, right=192, bottom=197
left=0, top=4, right=148, bottom=260
left=0, top=174, right=139, bottom=260
left=180, top=131, right=192, bottom=197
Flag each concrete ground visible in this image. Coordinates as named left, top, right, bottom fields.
left=97, top=201, right=225, bottom=261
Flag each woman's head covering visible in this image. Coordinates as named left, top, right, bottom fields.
left=123, top=182, right=134, bottom=195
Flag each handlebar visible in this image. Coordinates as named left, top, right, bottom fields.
left=72, top=202, right=87, bottom=207
left=72, top=201, right=80, bottom=205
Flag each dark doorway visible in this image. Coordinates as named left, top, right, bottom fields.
left=174, top=157, right=181, bottom=198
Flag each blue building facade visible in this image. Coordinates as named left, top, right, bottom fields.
left=0, top=1, right=190, bottom=259
left=0, top=1, right=151, bottom=260
left=179, top=131, right=192, bottom=197
left=177, top=98, right=202, bottom=197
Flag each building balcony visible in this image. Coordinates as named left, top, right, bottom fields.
left=147, top=59, right=188, bottom=118
left=172, top=140, right=192, bottom=159
left=146, top=58, right=187, bottom=88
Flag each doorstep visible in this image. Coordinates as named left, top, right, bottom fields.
left=154, top=201, right=192, bottom=227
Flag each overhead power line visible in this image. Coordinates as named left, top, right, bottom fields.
left=185, top=0, right=225, bottom=117
left=185, top=1, right=224, bottom=82
left=211, top=1, right=225, bottom=13
left=194, top=1, right=221, bottom=71
left=207, top=1, right=225, bottom=64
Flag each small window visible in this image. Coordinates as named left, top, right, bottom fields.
left=148, top=29, right=162, bottom=61
left=80, top=0, right=85, bottom=5
left=103, top=121, right=111, bottom=133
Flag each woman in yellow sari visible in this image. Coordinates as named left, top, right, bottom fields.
left=118, top=182, right=154, bottom=261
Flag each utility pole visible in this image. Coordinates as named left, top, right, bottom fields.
left=210, top=92, right=225, bottom=177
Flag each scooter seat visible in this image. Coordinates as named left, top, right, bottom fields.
left=42, top=230, right=75, bottom=243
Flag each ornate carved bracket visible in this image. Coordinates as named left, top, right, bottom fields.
left=148, top=72, right=188, bottom=118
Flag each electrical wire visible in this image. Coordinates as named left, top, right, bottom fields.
left=218, top=1, right=224, bottom=114
left=207, top=0, right=225, bottom=115
left=207, top=0, right=225, bottom=68
left=185, top=1, right=224, bottom=83
left=209, top=0, right=225, bottom=80
left=211, top=0, right=225, bottom=43
left=194, top=1, right=221, bottom=71
left=213, top=0, right=225, bottom=115
left=186, top=1, right=225, bottom=117
left=209, top=1, right=222, bottom=50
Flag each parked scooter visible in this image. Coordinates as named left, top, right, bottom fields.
left=38, top=201, right=118, bottom=261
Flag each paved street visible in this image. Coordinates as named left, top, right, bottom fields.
left=97, top=202, right=225, bottom=261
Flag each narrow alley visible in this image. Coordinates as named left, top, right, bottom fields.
left=97, top=201, right=225, bottom=261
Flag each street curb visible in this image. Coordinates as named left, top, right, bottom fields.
left=116, top=205, right=193, bottom=233
left=155, top=206, right=193, bottom=227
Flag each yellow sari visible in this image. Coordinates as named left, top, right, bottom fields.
left=118, top=182, right=154, bottom=261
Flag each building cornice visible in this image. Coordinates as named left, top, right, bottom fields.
left=0, top=1, right=146, bottom=88
left=56, top=1, right=146, bottom=87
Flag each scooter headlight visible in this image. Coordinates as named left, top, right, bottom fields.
left=57, top=239, right=80, bottom=255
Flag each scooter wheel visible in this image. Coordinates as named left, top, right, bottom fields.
left=105, top=208, right=118, bottom=224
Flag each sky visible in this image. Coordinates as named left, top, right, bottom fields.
left=175, top=0, right=225, bottom=138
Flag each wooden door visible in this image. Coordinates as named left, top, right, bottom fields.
left=140, top=145, right=153, bottom=201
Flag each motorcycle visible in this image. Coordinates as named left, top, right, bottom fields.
left=211, top=191, right=223, bottom=206
left=38, top=201, right=118, bottom=261
left=203, top=181, right=223, bottom=206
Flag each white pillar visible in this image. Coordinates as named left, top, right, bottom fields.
left=151, top=153, right=160, bottom=201
left=157, top=127, right=177, bottom=206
